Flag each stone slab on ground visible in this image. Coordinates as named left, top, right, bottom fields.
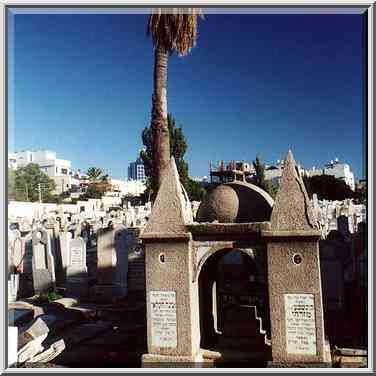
left=27, top=339, right=66, bottom=363
left=21, top=316, right=52, bottom=341
left=332, top=347, right=368, bottom=368
left=18, top=333, right=48, bottom=364
left=18, top=313, right=79, bottom=351
left=51, top=298, right=78, bottom=309
left=52, top=299, right=98, bottom=320
left=48, top=321, right=114, bottom=349
left=64, top=305, right=97, bottom=320
left=9, top=300, right=47, bottom=318
left=8, top=309, right=34, bottom=326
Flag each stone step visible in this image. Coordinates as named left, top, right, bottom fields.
left=221, top=319, right=265, bottom=336
left=223, top=305, right=258, bottom=322
left=217, top=334, right=269, bottom=349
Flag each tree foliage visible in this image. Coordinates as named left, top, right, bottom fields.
left=140, top=113, right=206, bottom=202
left=79, top=167, right=111, bottom=200
left=249, top=155, right=278, bottom=198
left=80, top=183, right=109, bottom=200
left=303, top=174, right=360, bottom=201
left=148, top=8, right=203, bottom=56
left=86, top=167, right=105, bottom=182
left=9, top=163, right=56, bottom=202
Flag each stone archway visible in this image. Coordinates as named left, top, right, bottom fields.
left=198, top=247, right=271, bottom=361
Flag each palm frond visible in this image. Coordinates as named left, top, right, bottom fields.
left=148, top=8, right=203, bottom=56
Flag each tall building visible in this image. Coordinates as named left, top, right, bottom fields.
left=128, top=157, right=146, bottom=182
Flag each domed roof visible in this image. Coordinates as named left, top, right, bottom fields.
left=196, top=181, right=274, bottom=223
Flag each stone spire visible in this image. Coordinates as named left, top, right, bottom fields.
left=142, top=157, right=193, bottom=237
left=270, top=150, right=318, bottom=231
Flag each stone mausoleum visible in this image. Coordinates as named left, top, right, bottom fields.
left=140, top=151, right=331, bottom=366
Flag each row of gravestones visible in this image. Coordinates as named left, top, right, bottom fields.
left=8, top=223, right=88, bottom=301
left=8, top=219, right=146, bottom=303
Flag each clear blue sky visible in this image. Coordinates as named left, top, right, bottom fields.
left=8, top=10, right=366, bottom=181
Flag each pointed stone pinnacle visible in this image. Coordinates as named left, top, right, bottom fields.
left=270, top=150, right=318, bottom=231
left=142, top=157, right=193, bottom=237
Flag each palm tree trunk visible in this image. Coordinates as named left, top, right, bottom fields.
left=151, top=46, right=170, bottom=196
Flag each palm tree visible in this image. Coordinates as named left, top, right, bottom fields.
left=86, top=167, right=104, bottom=182
left=148, top=8, right=202, bottom=194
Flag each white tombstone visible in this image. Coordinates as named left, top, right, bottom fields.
left=8, top=274, right=19, bottom=303
left=59, top=231, right=72, bottom=273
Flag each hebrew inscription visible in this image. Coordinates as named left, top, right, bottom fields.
left=285, top=294, right=317, bottom=355
left=150, top=291, right=177, bottom=348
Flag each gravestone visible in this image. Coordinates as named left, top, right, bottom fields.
left=319, top=239, right=345, bottom=312
left=58, top=231, right=72, bottom=282
left=8, top=274, right=19, bottom=303
left=126, top=228, right=146, bottom=292
left=92, top=224, right=127, bottom=302
left=96, top=225, right=116, bottom=285
left=262, top=151, right=330, bottom=364
left=32, top=229, right=56, bottom=294
left=8, top=229, right=16, bottom=274
left=45, top=224, right=64, bottom=286
left=337, top=215, right=350, bottom=240
left=8, top=230, right=24, bottom=291
left=81, top=222, right=93, bottom=249
left=18, top=235, right=34, bottom=298
left=66, top=237, right=88, bottom=299
left=113, top=225, right=128, bottom=298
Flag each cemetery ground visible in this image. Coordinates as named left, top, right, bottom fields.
left=9, top=287, right=368, bottom=368
left=10, top=244, right=147, bottom=368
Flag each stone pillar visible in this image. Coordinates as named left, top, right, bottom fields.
left=262, top=151, right=331, bottom=365
left=140, top=158, right=201, bottom=365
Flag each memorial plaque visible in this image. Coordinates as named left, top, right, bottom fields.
left=150, top=291, right=177, bottom=348
left=70, top=247, right=83, bottom=267
left=284, top=294, right=316, bottom=355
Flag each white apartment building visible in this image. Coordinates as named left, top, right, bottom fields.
left=264, top=160, right=305, bottom=185
left=107, top=178, right=146, bottom=197
left=8, top=150, right=78, bottom=194
left=307, top=158, right=355, bottom=191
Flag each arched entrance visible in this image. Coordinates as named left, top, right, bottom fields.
left=198, top=248, right=271, bottom=362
